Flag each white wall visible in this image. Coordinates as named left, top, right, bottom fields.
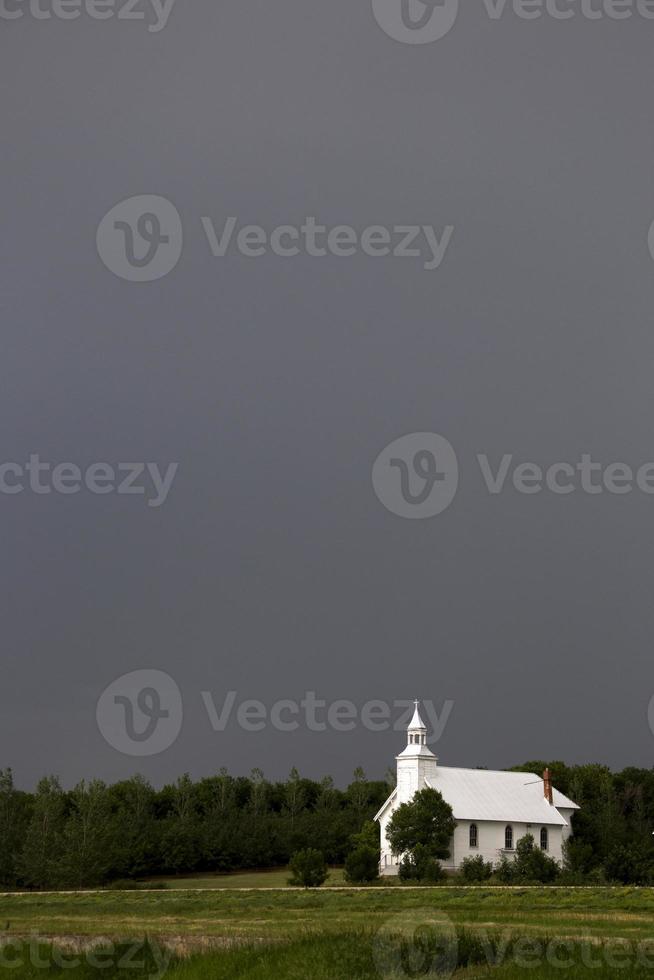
left=452, top=820, right=567, bottom=868
left=396, top=756, right=438, bottom=803
left=379, top=812, right=569, bottom=875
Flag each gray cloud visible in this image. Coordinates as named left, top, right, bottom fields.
left=2, top=2, right=654, bottom=787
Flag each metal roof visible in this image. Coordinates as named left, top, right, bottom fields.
left=375, top=766, right=579, bottom=826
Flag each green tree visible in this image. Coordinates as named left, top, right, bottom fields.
left=249, top=768, right=268, bottom=819
left=17, top=776, right=66, bottom=889
left=315, top=776, right=338, bottom=812
left=161, top=774, right=201, bottom=874
left=284, top=768, right=306, bottom=828
left=347, top=768, right=369, bottom=818
left=349, top=820, right=379, bottom=851
left=563, top=835, right=595, bottom=876
left=288, top=848, right=328, bottom=888
left=206, top=768, right=235, bottom=815
left=344, top=820, right=380, bottom=884
left=0, top=769, right=25, bottom=886
left=387, top=788, right=455, bottom=861
left=107, top=775, right=157, bottom=880
left=200, top=769, right=240, bottom=872
left=605, top=842, right=654, bottom=884
left=56, top=780, right=111, bottom=888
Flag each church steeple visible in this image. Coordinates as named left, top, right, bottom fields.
left=407, top=699, right=427, bottom=747
left=395, top=697, right=438, bottom=801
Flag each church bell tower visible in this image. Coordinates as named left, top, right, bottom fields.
left=395, top=700, right=438, bottom=803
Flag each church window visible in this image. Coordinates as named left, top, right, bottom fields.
left=505, top=825, right=513, bottom=850
left=540, top=827, right=548, bottom=851
left=469, top=824, right=478, bottom=848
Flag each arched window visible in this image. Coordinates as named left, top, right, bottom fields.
left=469, top=824, right=478, bottom=848
left=505, top=825, right=513, bottom=850
left=540, top=827, right=548, bottom=851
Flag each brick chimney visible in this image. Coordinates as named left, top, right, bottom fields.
left=543, top=768, right=553, bottom=805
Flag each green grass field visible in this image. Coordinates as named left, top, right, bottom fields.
left=2, top=883, right=654, bottom=977
left=147, top=866, right=347, bottom=889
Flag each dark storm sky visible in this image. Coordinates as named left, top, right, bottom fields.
left=2, top=0, right=654, bottom=789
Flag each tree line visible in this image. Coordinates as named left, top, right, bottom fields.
left=0, top=767, right=388, bottom=889
left=509, top=760, right=654, bottom=884
left=1, top=760, right=654, bottom=889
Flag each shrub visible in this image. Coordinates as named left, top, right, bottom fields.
left=459, top=854, right=493, bottom=883
left=494, top=835, right=559, bottom=884
left=494, top=855, right=516, bottom=883
left=344, top=846, right=379, bottom=884
left=288, top=848, right=329, bottom=888
left=398, top=843, right=445, bottom=883
left=514, top=835, right=559, bottom=883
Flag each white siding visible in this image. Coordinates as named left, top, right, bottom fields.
left=452, top=820, right=567, bottom=868
left=380, top=814, right=569, bottom=875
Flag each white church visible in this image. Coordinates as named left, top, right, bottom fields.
left=375, top=701, right=579, bottom=875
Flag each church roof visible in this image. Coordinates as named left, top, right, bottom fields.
left=397, top=742, right=436, bottom=759
left=375, top=766, right=579, bottom=826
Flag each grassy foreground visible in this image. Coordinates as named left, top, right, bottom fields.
left=2, top=887, right=654, bottom=977
left=2, top=886, right=654, bottom=943
left=3, top=930, right=654, bottom=979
